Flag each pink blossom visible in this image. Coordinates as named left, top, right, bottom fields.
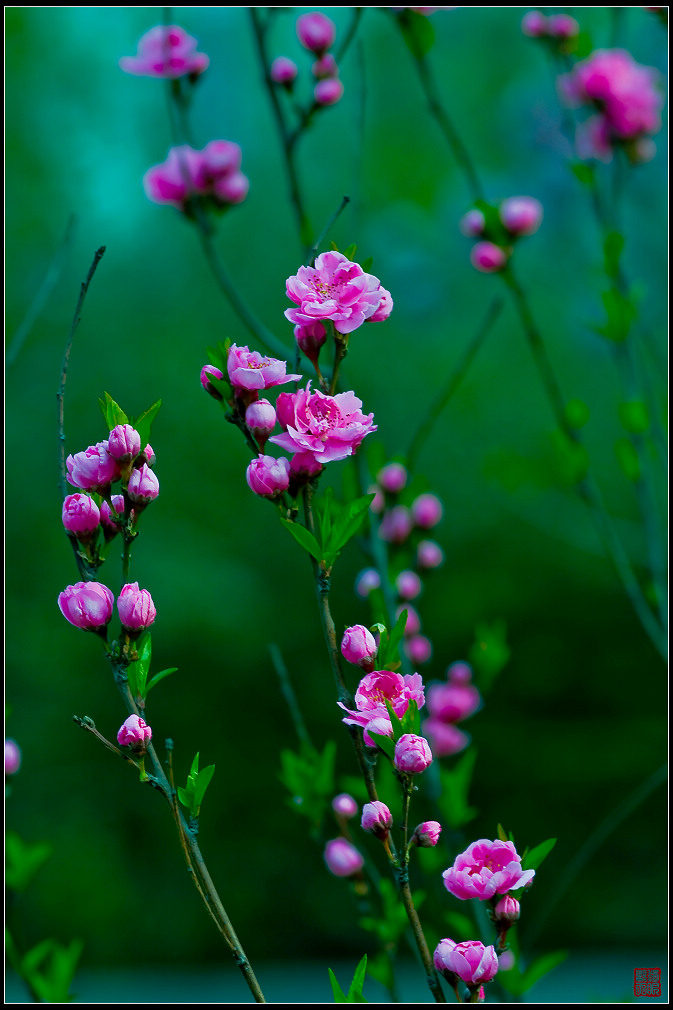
left=355, top=568, right=381, bottom=597
left=411, top=493, right=443, bottom=528
left=448, top=660, right=472, bottom=684
left=100, top=495, right=126, bottom=536
left=494, top=895, right=521, bottom=924
left=227, top=344, right=301, bottom=392
left=66, top=441, right=120, bottom=493
left=404, top=634, right=433, bottom=665
left=499, top=196, right=543, bottom=237
left=411, top=820, right=442, bottom=847
left=422, top=718, right=470, bottom=757
left=443, top=839, right=535, bottom=900
left=245, top=399, right=277, bottom=450
left=341, top=625, right=377, bottom=669
left=427, top=681, right=481, bottom=723
left=324, top=838, right=364, bottom=877
left=120, top=25, right=209, bottom=79
left=58, top=582, right=114, bottom=631
left=361, top=800, right=393, bottom=837
left=394, top=733, right=433, bottom=774
left=332, top=793, right=358, bottom=819
left=285, top=251, right=388, bottom=335
left=434, top=937, right=458, bottom=977
left=201, top=364, right=226, bottom=400
left=362, top=716, right=395, bottom=748
left=377, top=462, right=408, bottom=494
left=521, top=10, right=547, bottom=36
left=368, top=286, right=394, bottom=322
left=379, top=504, right=413, bottom=543
left=118, top=583, right=156, bottom=632
left=108, top=424, right=142, bottom=462
left=144, top=142, right=248, bottom=211
left=294, top=321, right=327, bottom=368
left=270, top=56, right=298, bottom=85
left=62, top=493, right=101, bottom=538
left=315, top=78, right=344, bottom=106
left=417, top=539, right=444, bottom=569
left=339, top=669, right=425, bottom=733
left=396, top=570, right=422, bottom=601
left=434, top=940, right=499, bottom=986
left=127, top=464, right=159, bottom=504
left=289, top=452, right=323, bottom=481
left=5, top=739, right=21, bottom=776
left=297, top=12, right=336, bottom=54
left=470, top=241, right=508, bottom=273
left=139, top=444, right=156, bottom=468
left=368, top=483, right=386, bottom=514
left=246, top=454, right=291, bottom=499
left=117, top=714, right=152, bottom=750
left=561, top=49, right=663, bottom=141
left=459, top=208, right=486, bottom=236
left=547, top=13, right=579, bottom=38
left=312, top=53, right=338, bottom=79
left=269, top=384, right=376, bottom=464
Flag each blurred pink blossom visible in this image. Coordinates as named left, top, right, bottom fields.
left=120, top=25, right=209, bottom=78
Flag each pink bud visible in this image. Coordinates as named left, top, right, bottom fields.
left=332, top=793, right=358, bottom=819
left=404, top=634, right=433, bottom=665
left=341, top=625, right=377, bottom=668
left=355, top=568, right=381, bottom=597
left=5, top=739, right=21, bottom=776
left=117, top=714, right=152, bottom=752
left=393, top=733, right=433, bottom=774
left=213, top=170, right=250, bottom=205
left=380, top=504, right=413, bottom=543
left=498, top=950, right=515, bottom=971
left=270, top=56, right=298, bottom=85
left=377, top=462, right=408, bottom=494
left=396, top=604, right=421, bottom=637
left=139, top=444, right=156, bottom=468
left=411, top=820, right=442, bottom=847
left=417, top=539, right=444, bottom=569
left=324, top=837, right=364, bottom=877
left=411, top=493, right=443, bottom=528
left=433, top=940, right=499, bottom=986
left=127, top=464, right=159, bottom=505
left=66, top=441, right=120, bottom=493
left=368, top=483, right=386, bottom=514
left=434, top=938, right=458, bottom=980
left=100, top=495, right=126, bottom=538
left=470, top=241, right=508, bottom=273
left=107, top=424, right=141, bottom=462
left=297, top=12, right=336, bottom=54
left=422, top=718, right=470, bottom=757
left=494, top=895, right=521, bottom=924
left=289, top=451, right=323, bottom=480
left=246, top=399, right=277, bottom=450
left=459, top=208, right=486, bottom=236
left=62, top=493, right=101, bottom=538
left=396, top=570, right=422, bottom=601
left=312, top=53, right=338, bottom=78
left=361, top=800, right=393, bottom=838
left=118, top=582, right=156, bottom=633
left=547, top=13, right=579, bottom=38
left=448, top=661, right=472, bottom=685
left=314, top=78, right=344, bottom=106
left=294, top=321, right=327, bottom=367
left=201, top=364, right=225, bottom=400
left=246, top=454, right=291, bottom=499
left=500, top=196, right=543, bottom=236
left=521, top=10, right=547, bottom=36
left=58, top=581, right=114, bottom=631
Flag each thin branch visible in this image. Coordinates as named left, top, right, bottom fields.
left=305, top=195, right=351, bottom=267
left=269, top=643, right=313, bottom=749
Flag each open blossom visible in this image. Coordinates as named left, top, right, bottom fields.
left=270, top=384, right=376, bottom=464
left=434, top=940, right=499, bottom=986
left=144, top=142, right=249, bottom=210
left=443, top=839, right=535, bottom=900
left=227, top=344, right=301, bottom=392
left=66, top=441, right=120, bottom=493
left=339, top=669, right=425, bottom=741
left=285, top=251, right=389, bottom=335
left=120, top=25, right=209, bottom=78
left=58, top=582, right=114, bottom=631
left=426, top=681, right=481, bottom=723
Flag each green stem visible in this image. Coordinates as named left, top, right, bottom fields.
left=396, top=867, right=448, bottom=1004
left=268, top=643, right=313, bottom=749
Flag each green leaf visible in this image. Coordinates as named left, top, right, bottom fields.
left=146, top=667, right=178, bottom=695
left=360, top=256, right=374, bottom=273
left=569, top=161, right=595, bottom=186
left=5, top=833, right=52, bottom=891
left=127, top=633, right=152, bottom=698
left=21, top=938, right=83, bottom=1004
left=347, top=954, right=368, bottom=1001
left=399, top=10, right=435, bottom=57
left=316, top=487, right=333, bottom=553
left=565, top=398, right=590, bottom=430
left=327, top=493, right=376, bottom=557
left=469, top=620, right=510, bottom=690
left=343, top=243, right=357, bottom=261
left=132, top=399, right=161, bottom=449
left=177, top=785, right=192, bottom=808
left=400, top=698, right=420, bottom=736
left=615, top=438, right=640, bottom=481
left=280, top=518, right=322, bottom=561
left=618, top=401, right=649, bottom=434
left=329, top=968, right=348, bottom=1002
left=190, top=752, right=200, bottom=778
left=194, top=764, right=215, bottom=813
left=497, top=822, right=509, bottom=842
left=377, top=609, right=407, bottom=671
left=384, top=698, right=405, bottom=742
left=279, top=740, right=336, bottom=833
left=437, top=750, right=478, bottom=829
left=368, top=730, right=395, bottom=762
left=520, top=950, right=569, bottom=992
left=603, top=231, right=625, bottom=279
left=98, top=392, right=129, bottom=432
left=574, top=30, right=593, bottom=58
left=522, top=837, right=557, bottom=871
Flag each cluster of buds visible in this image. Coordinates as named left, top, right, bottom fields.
left=460, top=196, right=543, bottom=273
left=144, top=141, right=249, bottom=214
left=120, top=24, right=209, bottom=79
left=521, top=9, right=580, bottom=50
left=422, top=661, right=481, bottom=758
left=58, top=581, right=156, bottom=638
left=270, top=12, right=343, bottom=105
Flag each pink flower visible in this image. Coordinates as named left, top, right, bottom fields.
left=499, top=196, right=543, bottom=237
left=459, top=208, right=486, bottom=236
left=362, top=716, right=395, bottom=748
left=521, top=10, right=547, bottom=36
left=426, top=682, right=481, bottom=723
left=294, top=321, right=327, bottom=368
left=297, top=12, right=336, bottom=54
left=377, top=462, right=408, bottom=494
left=100, top=494, right=126, bottom=536
left=201, top=364, right=225, bottom=400
left=5, top=739, right=21, bottom=776
left=315, top=78, right=344, bottom=106
left=411, top=820, right=442, bottom=847
left=448, top=661, right=472, bottom=685
left=355, top=568, right=381, bottom=597
left=341, top=625, right=377, bottom=669
left=561, top=49, right=663, bottom=141
left=62, top=493, right=101, bottom=538
left=120, top=25, right=209, bottom=79
left=396, top=570, right=422, bottom=601
left=270, top=56, right=298, bottom=85
left=144, top=142, right=248, bottom=210
left=470, top=241, right=508, bottom=273
left=494, top=895, right=521, bottom=925
left=312, top=54, right=338, bottom=79
left=246, top=454, right=291, bottom=499
left=118, top=583, right=156, bottom=632
left=269, top=384, right=376, bottom=464
left=117, top=714, right=152, bottom=751
left=245, top=399, right=277, bottom=450
left=332, top=793, right=358, bottom=819
left=289, top=452, right=323, bottom=480
left=417, top=539, right=444, bottom=569
left=66, top=441, right=120, bottom=493
left=339, top=670, right=425, bottom=734
left=361, top=801, right=393, bottom=838
left=107, top=424, right=142, bottom=462
left=547, top=13, right=579, bottom=38
left=411, top=493, right=443, bottom=528
left=404, top=634, right=433, bottom=665
left=227, top=344, right=301, bottom=392
left=127, top=464, right=159, bottom=504
left=379, top=505, right=413, bottom=543
left=443, top=839, right=535, bottom=900
left=58, top=581, right=114, bottom=631
left=394, top=733, right=433, bottom=774
left=421, top=718, right=470, bottom=757
left=324, top=838, right=364, bottom=877
left=368, top=286, right=394, bottom=322
left=434, top=940, right=499, bottom=986
left=434, top=937, right=458, bottom=977
left=285, top=251, right=388, bottom=335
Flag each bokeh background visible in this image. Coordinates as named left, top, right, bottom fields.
left=5, top=5, right=667, bottom=1003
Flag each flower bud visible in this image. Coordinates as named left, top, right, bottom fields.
left=246, top=398, right=277, bottom=450
left=393, top=733, right=433, bottom=775
left=361, top=800, right=393, bottom=839
left=417, top=539, right=444, bottom=569
left=368, top=483, right=386, bottom=514
left=470, top=241, right=508, bottom=273
left=422, top=718, right=470, bottom=757
left=379, top=504, right=413, bottom=543
left=434, top=938, right=458, bottom=982
left=117, top=714, right=152, bottom=753
left=297, top=12, right=336, bottom=54
left=355, top=568, right=381, bottom=597
left=411, top=820, right=442, bottom=847
left=433, top=940, right=499, bottom=987
left=411, top=493, right=443, bottom=528
left=246, top=454, right=291, bottom=499
left=396, top=570, right=422, bottom=601
left=396, top=603, right=421, bottom=637
left=499, top=196, right=543, bottom=236
left=459, top=208, right=486, bottom=236
left=314, top=77, right=344, bottom=106
left=324, top=837, right=364, bottom=878
left=294, top=321, right=327, bottom=367
left=58, top=581, right=114, bottom=631
left=127, top=464, right=160, bottom=504
left=521, top=10, right=547, bottom=36
left=289, top=451, right=323, bottom=483
left=66, top=441, right=120, bottom=493
left=341, top=625, right=377, bottom=669
left=213, top=171, right=249, bottom=205
left=332, top=793, right=358, bottom=819
left=312, top=53, right=338, bottom=79
left=494, top=895, right=521, bottom=925
left=547, top=13, right=579, bottom=38
left=139, top=444, right=156, bottom=468
left=5, top=739, right=21, bottom=776
left=201, top=364, right=225, bottom=401
left=448, top=660, right=472, bottom=685
left=118, top=582, right=156, bottom=633
left=107, top=424, right=141, bottom=462
left=404, top=634, right=433, bottom=665
left=377, top=462, right=408, bottom=494
left=100, top=495, right=127, bottom=540
left=62, top=493, right=101, bottom=539
left=270, top=56, right=298, bottom=85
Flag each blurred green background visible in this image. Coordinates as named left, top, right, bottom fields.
left=5, top=4, right=667, bottom=998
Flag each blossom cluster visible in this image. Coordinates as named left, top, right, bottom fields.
left=422, top=661, right=481, bottom=758
left=120, top=25, right=209, bottom=79
left=271, top=12, right=344, bottom=106
left=460, top=196, right=543, bottom=273
left=144, top=141, right=249, bottom=213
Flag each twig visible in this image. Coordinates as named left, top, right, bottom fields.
left=269, top=643, right=313, bottom=749
left=305, top=195, right=351, bottom=267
